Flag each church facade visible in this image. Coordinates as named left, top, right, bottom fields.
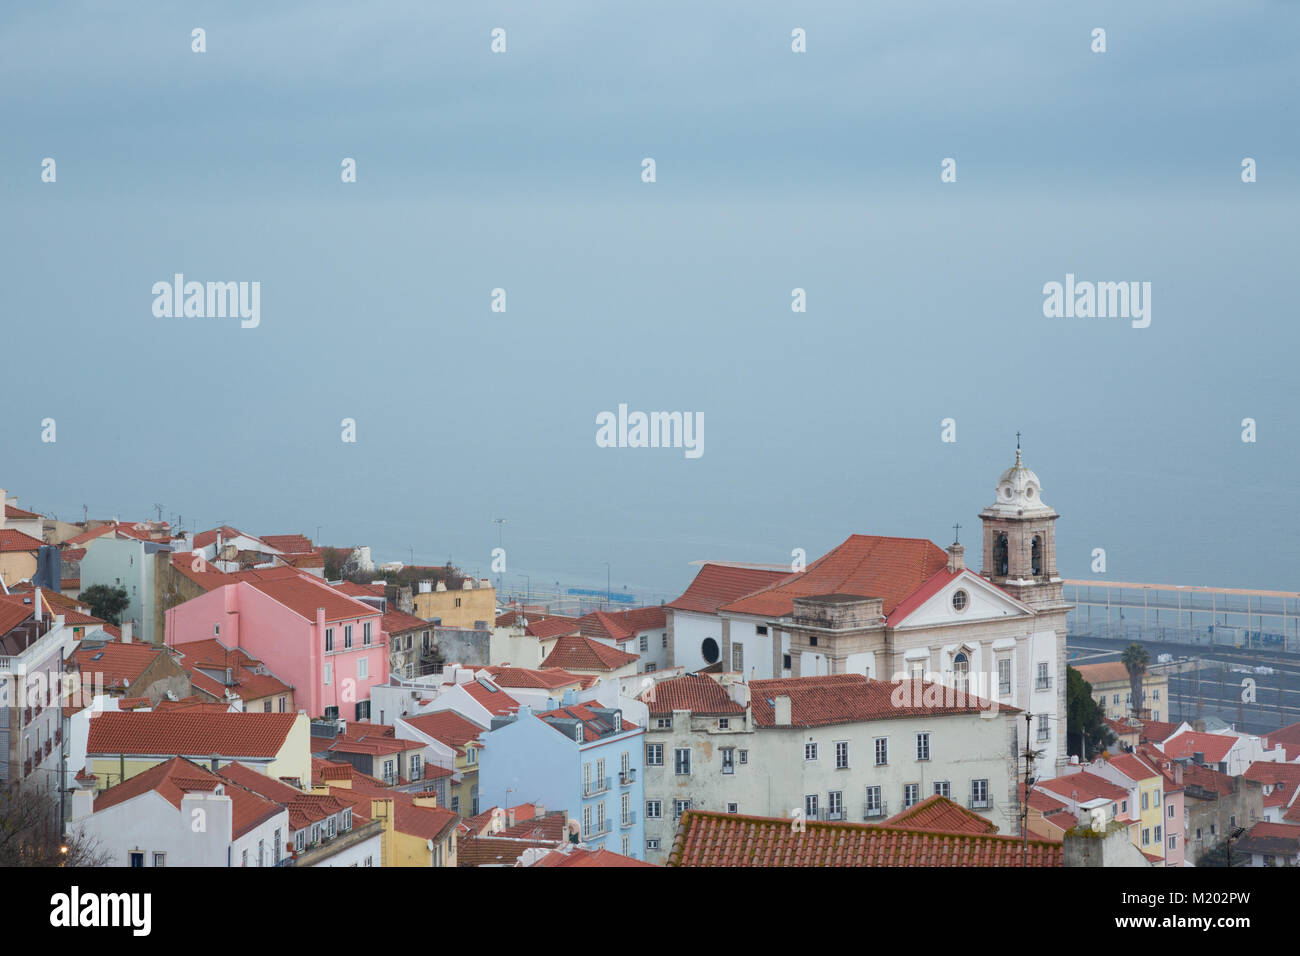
left=665, top=449, right=1070, bottom=776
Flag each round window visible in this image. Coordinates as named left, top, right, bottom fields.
left=701, top=638, right=720, bottom=664
left=952, top=589, right=969, bottom=612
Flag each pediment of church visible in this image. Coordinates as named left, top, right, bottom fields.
left=893, top=570, right=1033, bottom=629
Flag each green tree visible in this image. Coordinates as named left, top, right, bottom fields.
left=1066, top=666, right=1114, bottom=759
left=1121, top=642, right=1151, bottom=717
left=78, top=583, right=129, bottom=626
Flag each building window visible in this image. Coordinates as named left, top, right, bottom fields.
left=622, top=834, right=630, bottom=856
left=263, top=699, right=272, bottom=713
left=325, top=628, right=334, bottom=652
left=804, top=742, right=818, bottom=762
left=1142, top=791, right=1149, bottom=811
left=1168, top=804, right=1175, bottom=818
left=674, top=748, right=691, bottom=775
left=383, top=759, right=395, bottom=784
left=646, top=800, right=662, bottom=819
left=1036, top=714, right=1049, bottom=741
left=410, top=755, right=422, bottom=781
left=278, top=696, right=286, bottom=712
left=582, top=806, right=592, bottom=837
left=726, top=802, right=739, bottom=814
left=1113, top=694, right=1120, bottom=705
left=673, top=799, right=691, bottom=820
left=363, top=621, right=372, bottom=645
left=153, top=852, right=165, bottom=867
left=909, top=660, right=924, bottom=681
left=324, top=706, right=338, bottom=720
left=827, top=790, right=844, bottom=820
left=655, top=717, right=672, bottom=730
left=323, top=664, right=332, bottom=685
left=738, top=750, right=748, bottom=764
left=916, top=733, right=930, bottom=761
left=934, top=780, right=951, bottom=798
left=296, top=831, right=305, bottom=852
left=783, top=654, right=792, bottom=671
left=903, top=784, right=919, bottom=809
left=1168, top=835, right=1176, bottom=850
left=835, top=741, right=849, bottom=769
left=358, top=657, right=368, bottom=679
left=647, top=839, right=660, bottom=850
left=998, top=658, right=1011, bottom=695
left=455, top=597, right=461, bottom=607
left=1142, top=828, right=1150, bottom=847
left=731, top=644, right=743, bottom=671
left=644, top=663, right=656, bottom=673
left=719, top=747, right=736, bottom=774
left=1153, top=789, right=1161, bottom=807
left=344, top=624, right=353, bottom=648
left=951, top=589, right=968, bottom=612
left=718, top=718, right=729, bottom=730
left=865, top=786, right=882, bottom=816
left=874, top=737, right=888, bottom=766
left=646, top=744, right=663, bottom=766
left=639, top=634, right=648, bottom=652
left=971, top=779, right=990, bottom=809
left=804, top=794, right=819, bottom=819
left=451, top=796, right=460, bottom=814
left=1154, top=824, right=1162, bottom=843
left=952, top=652, right=969, bottom=694
left=1152, top=689, right=1160, bottom=700
left=662, top=634, right=668, bottom=648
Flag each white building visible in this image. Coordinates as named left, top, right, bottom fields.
left=69, top=756, right=289, bottom=867
left=639, top=672, right=1020, bottom=864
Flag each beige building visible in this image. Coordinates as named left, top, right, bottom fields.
left=413, top=578, right=496, bottom=630
left=1074, top=661, right=1170, bottom=723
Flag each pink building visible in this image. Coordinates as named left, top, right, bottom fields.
left=1137, top=744, right=1188, bottom=867
left=165, top=573, right=388, bottom=721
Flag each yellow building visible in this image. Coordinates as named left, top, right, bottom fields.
left=1101, top=753, right=1167, bottom=863
left=1073, top=661, right=1170, bottom=722
left=0, top=531, right=41, bottom=588
left=85, top=711, right=311, bottom=791
left=412, top=579, right=496, bottom=631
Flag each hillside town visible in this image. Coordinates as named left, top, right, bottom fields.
left=2, top=453, right=1298, bottom=869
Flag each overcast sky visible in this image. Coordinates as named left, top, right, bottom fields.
left=2, top=1, right=1297, bottom=599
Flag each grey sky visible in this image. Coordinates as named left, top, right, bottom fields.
left=2, top=1, right=1297, bottom=598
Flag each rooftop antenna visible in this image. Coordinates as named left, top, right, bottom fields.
left=154, top=503, right=165, bottom=522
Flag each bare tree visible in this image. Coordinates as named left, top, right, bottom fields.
left=0, top=784, right=109, bottom=867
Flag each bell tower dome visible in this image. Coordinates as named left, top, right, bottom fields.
left=980, top=444, right=1062, bottom=608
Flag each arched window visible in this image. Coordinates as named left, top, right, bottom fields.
left=1031, top=535, right=1043, bottom=576
left=953, top=652, right=969, bottom=695
left=993, top=534, right=1008, bottom=576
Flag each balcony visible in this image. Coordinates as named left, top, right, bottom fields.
left=619, top=769, right=636, bottom=787
left=968, top=796, right=991, bottom=810
left=621, top=811, right=638, bottom=828
left=863, top=802, right=887, bottom=820
left=583, top=776, right=612, bottom=797
left=812, top=809, right=846, bottom=822
left=23, top=759, right=32, bottom=777
left=44, top=740, right=52, bottom=757
left=1035, top=677, right=1053, bottom=691
left=588, top=818, right=612, bottom=837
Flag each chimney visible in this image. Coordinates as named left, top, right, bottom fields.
left=33, top=587, right=42, bottom=622
left=507, top=807, right=516, bottom=828
left=946, top=541, right=965, bottom=573
left=730, top=682, right=750, bottom=707
left=121, top=621, right=133, bottom=644
left=774, top=695, right=792, bottom=726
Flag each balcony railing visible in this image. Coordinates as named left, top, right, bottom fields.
left=23, top=759, right=32, bottom=777
left=619, top=769, right=636, bottom=786
left=588, top=818, right=612, bottom=837
left=863, top=802, right=887, bottom=819
left=583, top=776, right=612, bottom=797
left=1035, top=677, right=1053, bottom=691
left=811, top=808, right=846, bottom=822
left=621, top=811, right=637, bottom=828
left=968, top=796, right=991, bottom=810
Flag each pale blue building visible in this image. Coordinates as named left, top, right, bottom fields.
left=479, top=692, right=646, bottom=860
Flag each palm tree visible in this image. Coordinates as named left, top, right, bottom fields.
left=1121, top=642, right=1150, bottom=718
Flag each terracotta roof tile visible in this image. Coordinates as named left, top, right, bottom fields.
left=540, top=635, right=638, bottom=672
left=86, top=710, right=298, bottom=759
left=748, top=674, right=1012, bottom=728
left=259, top=534, right=315, bottom=555
left=668, top=810, right=1061, bottom=867
left=879, top=794, right=999, bottom=834
left=0, top=529, right=44, bottom=553
left=1161, top=730, right=1236, bottom=764
left=667, top=563, right=791, bottom=614
left=644, top=674, right=744, bottom=717
left=403, top=711, right=486, bottom=749
left=718, top=536, right=950, bottom=619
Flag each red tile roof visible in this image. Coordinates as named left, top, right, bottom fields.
left=1138, top=719, right=1181, bottom=743
left=481, top=666, right=584, bottom=690
left=381, top=610, right=428, bottom=634
left=1180, top=762, right=1238, bottom=798
left=71, top=641, right=171, bottom=691
left=1072, top=662, right=1134, bottom=686
left=5, top=503, right=42, bottom=519
left=1244, top=761, right=1300, bottom=808
left=718, top=536, right=950, bottom=619
left=93, top=756, right=283, bottom=838
left=1161, top=730, right=1236, bottom=764
left=533, top=702, right=638, bottom=742
left=579, top=610, right=635, bottom=643
left=392, top=800, right=460, bottom=844
left=1235, top=821, right=1300, bottom=856
left=459, top=678, right=521, bottom=715
left=0, top=528, right=43, bottom=553
left=86, top=710, right=299, bottom=759
left=1036, top=771, right=1131, bottom=808
left=244, top=575, right=380, bottom=624
left=879, top=794, right=999, bottom=835
left=667, top=563, right=791, bottom=614
left=529, top=847, right=656, bottom=867
left=403, top=711, right=486, bottom=750
left=0, top=602, right=32, bottom=637
left=748, top=674, right=1011, bottom=728
left=540, top=635, right=638, bottom=672
left=259, top=534, right=315, bottom=555
left=1107, top=752, right=1161, bottom=783
left=644, top=674, right=745, bottom=717
left=1266, top=721, right=1300, bottom=762
left=524, top=616, right=582, bottom=639
left=668, top=811, right=1061, bottom=867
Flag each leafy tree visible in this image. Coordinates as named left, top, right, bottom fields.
left=1121, top=642, right=1151, bottom=717
left=1066, top=666, right=1114, bottom=759
left=0, top=785, right=109, bottom=867
left=78, top=584, right=129, bottom=627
